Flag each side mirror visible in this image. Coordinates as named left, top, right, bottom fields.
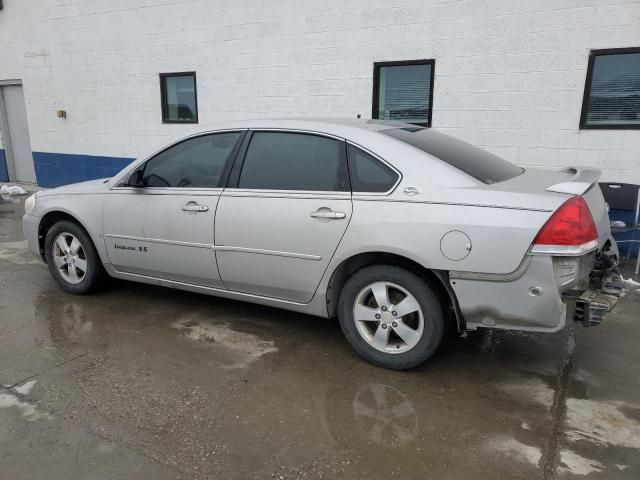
left=128, top=169, right=145, bottom=188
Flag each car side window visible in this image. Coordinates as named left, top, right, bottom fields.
left=347, top=144, right=399, bottom=193
left=141, top=132, right=242, bottom=188
left=238, top=132, right=349, bottom=192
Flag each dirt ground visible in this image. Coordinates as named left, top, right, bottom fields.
left=1, top=194, right=639, bottom=480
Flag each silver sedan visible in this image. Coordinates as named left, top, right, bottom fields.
left=22, top=119, right=621, bottom=369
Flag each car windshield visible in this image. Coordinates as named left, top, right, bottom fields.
left=381, top=127, right=524, bottom=184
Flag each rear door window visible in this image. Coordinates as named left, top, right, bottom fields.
left=347, top=145, right=399, bottom=193
left=238, top=132, right=349, bottom=191
left=382, top=127, right=524, bottom=184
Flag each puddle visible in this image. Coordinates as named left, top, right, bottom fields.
left=558, top=449, right=604, bottom=476
left=500, top=377, right=555, bottom=409
left=171, top=315, right=277, bottom=368
left=0, top=240, right=41, bottom=265
left=351, top=383, right=417, bottom=447
left=0, top=392, right=53, bottom=421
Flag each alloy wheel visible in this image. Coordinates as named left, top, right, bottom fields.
left=52, top=232, right=87, bottom=285
left=352, top=281, right=424, bottom=354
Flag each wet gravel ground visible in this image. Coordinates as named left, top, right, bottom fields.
left=1, top=194, right=639, bottom=479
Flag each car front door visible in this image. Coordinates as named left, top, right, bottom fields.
left=215, top=130, right=352, bottom=302
left=102, top=131, right=245, bottom=287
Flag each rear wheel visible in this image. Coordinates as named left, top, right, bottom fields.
left=44, top=220, right=105, bottom=294
left=338, top=265, right=444, bottom=370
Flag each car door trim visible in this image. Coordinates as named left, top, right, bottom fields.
left=109, top=187, right=224, bottom=194
left=220, top=189, right=351, bottom=200
left=105, top=233, right=212, bottom=249
left=105, top=234, right=321, bottom=260
left=213, top=245, right=322, bottom=261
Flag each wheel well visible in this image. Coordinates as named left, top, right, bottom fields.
left=326, top=252, right=465, bottom=332
left=37, top=211, right=88, bottom=261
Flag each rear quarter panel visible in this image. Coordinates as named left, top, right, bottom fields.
left=331, top=199, right=553, bottom=274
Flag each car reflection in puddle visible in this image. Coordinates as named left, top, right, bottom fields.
left=351, top=383, right=418, bottom=447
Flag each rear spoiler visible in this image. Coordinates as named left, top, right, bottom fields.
left=546, top=167, right=602, bottom=195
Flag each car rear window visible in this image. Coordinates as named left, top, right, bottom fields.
left=381, top=127, right=524, bottom=184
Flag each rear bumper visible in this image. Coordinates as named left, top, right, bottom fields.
left=451, top=255, right=575, bottom=332
left=450, top=244, right=620, bottom=332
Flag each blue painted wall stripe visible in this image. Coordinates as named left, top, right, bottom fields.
left=33, top=151, right=135, bottom=188
left=0, top=149, right=8, bottom=182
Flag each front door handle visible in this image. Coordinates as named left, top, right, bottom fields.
left=182, top=202, right=209, bottom=212
left=310, top=209, right=346, bottom=220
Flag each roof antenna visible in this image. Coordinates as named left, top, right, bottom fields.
left=356, top=114, right=361, bottom=118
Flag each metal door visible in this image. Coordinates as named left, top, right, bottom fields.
left=0, top=85, right=36, bottom=183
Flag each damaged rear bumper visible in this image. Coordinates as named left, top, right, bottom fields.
left=450, top=243, right=622, bottom=333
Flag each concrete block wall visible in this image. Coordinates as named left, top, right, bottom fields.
left=0, top=0, right=639, bottom=185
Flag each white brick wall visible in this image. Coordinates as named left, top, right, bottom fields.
left=0, top=0, right=639, bottom=181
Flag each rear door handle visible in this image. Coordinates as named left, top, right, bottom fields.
left=182, top=202, right=209, bottom=212
left=310, top=209, right=346, bottom=219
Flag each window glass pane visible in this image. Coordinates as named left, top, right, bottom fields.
left=382, top=128, right=523, bottom=185
left=585, top=52, right=640, bottom=127
left=239, top=132, right=347, bottom=191
left=377, top=63, right=431, bottom=125
left=162, top=74, right=197, bottom=122
left=348, top=145, right=398, bottom=192
left=142, top=132, right=241, bottom=188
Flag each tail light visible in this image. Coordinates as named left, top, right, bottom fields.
left=531, top=196, right=598, bottom=255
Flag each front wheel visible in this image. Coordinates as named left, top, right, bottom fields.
left=44, top=220, right=105, bottom=294
left=338, top=265, right=444, bottom=370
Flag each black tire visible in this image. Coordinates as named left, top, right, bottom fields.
left=44, top=220, right=106, bottom=294
left=338, top=265, right=444, bottom=370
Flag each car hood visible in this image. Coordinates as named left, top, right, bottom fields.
left=39, top=178, right=111, bottom=196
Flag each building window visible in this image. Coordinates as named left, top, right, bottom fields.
left=160, top=72, right=198, bottom=123
left=580, top=48, right=640, bottom=129
left=373, top=60, right=435, bottom=127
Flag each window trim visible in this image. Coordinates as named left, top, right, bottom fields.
left=159, top=71, right=199, bottom=124
left=346, top=141, right=402, bottom=196
left=372, top=59, right=435, bottom=128
left=579, top=47, right=640, bottom=130
left=226, top=129, right=351, bottom=194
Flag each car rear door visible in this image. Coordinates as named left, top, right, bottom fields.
left=214, top=130, right=352, bottom=302
left=102, top=131, right=245, bottom=287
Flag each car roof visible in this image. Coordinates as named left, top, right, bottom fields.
left=197, top=118, right=417, bottom=139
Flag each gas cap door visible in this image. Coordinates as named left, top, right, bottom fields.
left=440, top=230, right=472, bottom=261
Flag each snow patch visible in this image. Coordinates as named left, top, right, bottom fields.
left=565, top=398, right=640, bottom=451
left=14, top=379, right=36, bottom=395
left=622, top=276, right=640, bottom=291
left=558, top=449, right=604, bottom=476
left=0, top=393, right=52, bottom=421
left=489, top=436, right=541, bottom=466
left=171, top=316, right=277, bottom=368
